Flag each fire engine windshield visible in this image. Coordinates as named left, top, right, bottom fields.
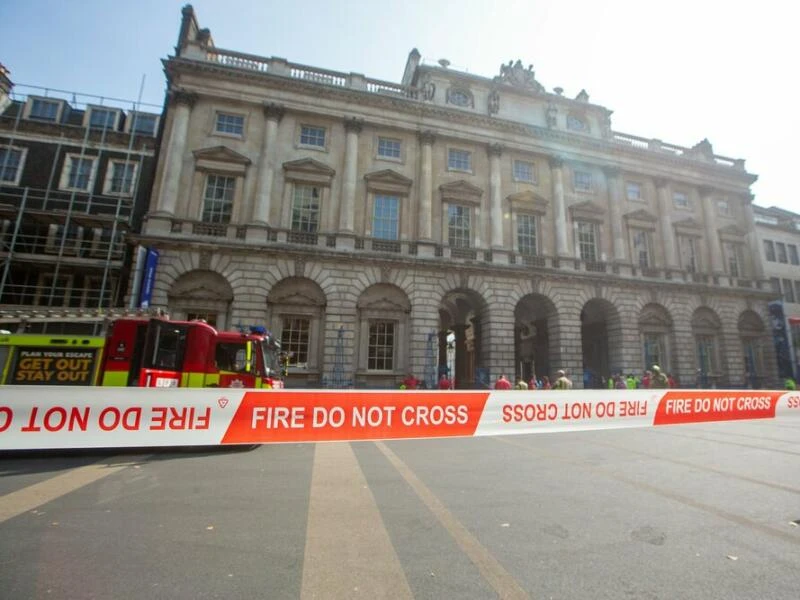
left=143, top=321, right=188, bottom=371
left=262, top=340, right=280, bottom=377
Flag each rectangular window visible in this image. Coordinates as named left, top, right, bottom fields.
left=108, top=161, right=136, bottom=194
left=36, top=274, right=72, bottom=307
left=372, top=195, right=399, bottom=240
left=131, top=113, right=158, bottom=136
left=291, top=185, right=320, bottom=233
left=215, top=112, right=244, bottom=136
left=368, top=321, right=395, bottom=371
left=89, top=108, right=117, bottom=130
left=517, top=214, right=538, bottom=256
left=281, top=317, right=309, bottom=366
left=577, top=221, right=597, bottom=262
left=626, top=182, right=642, bottom=201
left=783, top=279, right=796, bottom=303
left=377, top=137, right=401, bottom=159
left=573, top=170, right=592, bottom=192
left=66, top=157, right=95, bottom=190
left=447, top=204, right=471, bottom=248
left=777, top=242, right=788, bottom=263
left=795, top=281, right=800, bottom=303
left=448, top=149, right=472, bottom=172
left=696, top=336, right=717, bottom=376
left=673, top=191, right=690, bottom=208
left=30, top=98, right=60, bottom=122
left=764, top=240, right=776, bottom=262
left=724, top=242, right=741, bottom=277
left=202, top=174, right=236, bottom=224
left=0, top=147, right=23, bottom=183
left=300, top=125, right=326, bottom=148
left=789, top=244, right=799, bottom=265
left=643, top=333, right=665, bottom=371
left=513, top=160, right=535, bottom=183
left=717, top=198, right=731, bottom=216
left=770, top=277, right=781, bottom=295
left=679, top=236, right=699, bottom=273
left=631, top=229, right=652, bottom=268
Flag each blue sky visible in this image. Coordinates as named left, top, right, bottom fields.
left=1, top=0, right=797, bottom=211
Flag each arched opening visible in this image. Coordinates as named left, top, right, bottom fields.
left=739, top=309, right=767, bottom=388
left=692, top=306, right=723, bottom=387
left=639, top=303, right=674, bottom=377
left=581, top=298, right=622, bottom=388
left=168, top=270, right=234, bottom=329
left=438, top=289, right=488, bottom=389
left=514, top=293, right=559, bottom=386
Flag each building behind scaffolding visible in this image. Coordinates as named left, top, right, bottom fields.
left=0, top=64, right=160, bottom=333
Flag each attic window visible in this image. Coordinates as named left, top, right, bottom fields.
left=566, top=115, right=587, bottom=131
left=448, top=89, right=472, bottom=107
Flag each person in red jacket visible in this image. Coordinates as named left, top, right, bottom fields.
left=402, top=373, right=419, bottom=390
left=438, top=374, right=452, bottom=390
left=495, top=373, right=512, bottom=389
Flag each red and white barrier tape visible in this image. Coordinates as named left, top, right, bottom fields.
left=0, top=387, right=798, bottom=450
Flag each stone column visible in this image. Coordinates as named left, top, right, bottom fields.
left=602, top=166, right=626, bottom=263
left=157, top=90, right=196, bottom=215
left=549, top=157, right=569, bottom=257
left=700, top=185, right=724, bottom=274
left=251, top=103, right=284, bottom=225
left=488, top=143, right=504, bottom=248
left=654, top=178, right=678, bottom=269
left=453, top=323, right=468, bottom=389
left=339, top=117, right=362, bottom=234
left=418, top=131, right=435, bottom=241
left=742, top=193, right=764, bottom=279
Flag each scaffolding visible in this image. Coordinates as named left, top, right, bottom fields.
left=0, top=82, right=160, bottom=334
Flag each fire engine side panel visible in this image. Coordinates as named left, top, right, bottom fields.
left=101, top=319, right=148, bottom=386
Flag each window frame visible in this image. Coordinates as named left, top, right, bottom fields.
left=214, top=111, right=246, bottom=138
left=783, top=278, right=796, bottom=303
left=625, top=181, right=643, bottom=202
left=127, top=112, right=159, bottom=136
left=447, top=203, right=472, bottom=249
left=576, top=220, right=598, bottom=262
left=103, top=159, right=139, bottom=196
left=27, top=97, right=63, bottom=122
left=0, top=145, right=27, bottom=186
left=679, top=235, right=700, bottom=273
left=512, top=159, right=536, bottom=183
left=291, top=184, right=322, bottom=234
left=716, top=198, right=732, bottom=217
left=724, top=241, right=743, bottom=278
left=280, top=315, right=311, bottom=368
left=630, top=228, right=653, bottom=268
left=86, top=106, right=121, bottom=131
left=298, top=124, right=327, bottom=150
left=776, top=242, right=788, bottom=264
left=764, top=240, right=776, bottom=262
left=672, top=190, right=691, bottom=209
left=201, top=173, right=237, bottom=225
left=447, top=148, right=473, bottom=173
left=516, top=213, right=539, bottom=256
left=376, top=136, right=402, bottom=161
left=566, top=114, right=588, bottom=132
left=58, top=153, right=98, bottom=192
left=573, top=169, right=593, bottom=193
left=367, top=320, right=396, bottom=372
left=372, top=194, right=400, bottom=241
left=789, top=244, right=799, bottom=265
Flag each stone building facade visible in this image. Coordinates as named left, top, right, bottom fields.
left=137, top=5, right=777, bottom=389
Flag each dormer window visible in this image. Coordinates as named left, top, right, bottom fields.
left=88, top=106, right=120, bottom=130
left=447, top=88, right=473, bottom=108
left=28, top=98, right=62, bottom=122
left=566, top=114, right=587, bottom=131
left=128, top=112, right=159, bottom=136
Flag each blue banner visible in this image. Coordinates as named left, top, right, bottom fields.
left=769, top=301, right=793, bottom=379
left=138, top=248, right=160, bottom=308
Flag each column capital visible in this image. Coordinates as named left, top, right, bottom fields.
left=169, top=89, right=198, bottom=108
left=343, top=116, right=363, bottom=134
left=653, top=177, right=669, bottom=189
left=548, top=156, right=564, bottom=169
left=418, top=129, right=436, bottom=145
left=601, top=165, right=621, bottom=178
left=698, top=185, right=715, bottom=197
left=263, top=102, right=285, bottom=121
left=487, top=142, right=503, bottom=157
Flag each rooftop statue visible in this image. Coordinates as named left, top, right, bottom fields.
left=494, top=60, right=545, bottom=93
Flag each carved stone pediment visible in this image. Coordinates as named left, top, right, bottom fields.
left=624, top=208, right=658, bottom=231
left=357, top=296, right=411, bottom=313
left=283, top=158, right=335, bottom=185
left=674, top=217, right=704, bottom=236
left=364, top=169, right=413, bottom=195
left=738, top=310, right=765, bottom=334
left=269, top=291, right=325, bottom=307
left=569, top=200, right=606, bottom=222
left=193, top=145, right=251, bottom=175
left=507, top=190, right=549, bottom=215
left=173, top=284, right=231, bottom=302
left=639, top=304, right=672, bottom=328
left=692, top=308, right=721, bottom=331
left=440, top=180, right=483, bottom=205
left=718, top=224, right=747, bottom=242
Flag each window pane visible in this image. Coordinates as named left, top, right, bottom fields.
left=517, top=214, right=537, bottom=255
left=281, top=317, right=309, bottom=365
left=448, top=204, right=471, bottom=248
left=574, top=170, right=592, bottom=192
left=764, top=240, right=776, bottom=262
left=368, top=321, right=395, bottom=371
left=626, top=182, right=642, bottom=201
left=202, top=174, right=236, bottom=224
left=577, top=221, right=597, bottom=261
left=789, top=245, right=799, bottom=265
left=89, top=109, right=116, bottom=129
left=777, top=242, right=787, bottom=263
left=132, top=114, right=157, bottom=135
left=770, top=277, right=781, bottom=294
left=696, top=335, right=717, bottom=375
left=448, top=149, right=471, bottom=171
left=679, top=236, right=698, bottom=272
left=783, top=279, right=795, bottom=303
left=566, top=115, right=587, bottom=131
left=0, top=148, right=22, bottom=182
left=373, top=195, right=399, bottom=240
left=513, top=160, right=534, bottom=182
left=67, top=158, right=94, bottom=189
left=377, top=137, right=401, bottom=159
left=632, top=230, right=651, bottom=268
left=724, top=242, right=740, bottom=277
left=215, top=113, right=244, bottom=136
left=30, top=99, right=59, bottom=121
left=673, top=191, right=689, bottom=208
left=291, top=185, right=320, bottom=232
left=300, top=125, right=326, bottom=147
left=110, top=162, right=136, bottom=194
left=717, top=199, right=731, bottom=216
left=643, top=333, right=665, bottom=370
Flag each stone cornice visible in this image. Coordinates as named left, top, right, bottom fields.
left=165, top=57, right=758, bottom=187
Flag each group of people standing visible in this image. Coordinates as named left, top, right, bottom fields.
left=495, top=369, right=573, bottom=390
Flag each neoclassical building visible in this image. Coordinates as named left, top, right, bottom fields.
left=137, top=5, right=776, bottom=388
